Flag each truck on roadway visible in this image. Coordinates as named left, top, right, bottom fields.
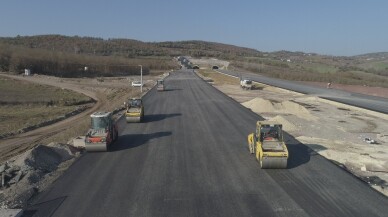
left=247, top=121, right=288, bottom=168
left=85, top=111, right=119, bottom=152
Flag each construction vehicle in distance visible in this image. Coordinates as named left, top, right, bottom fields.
left=124, top=98, right=144, bottom=123
left=247, top=121, right=288, bottom=169
left=240, top=79, right=252, bottom=90
left=157, top=79, right=165, bottom=91
left=85, top=111, right=118, bottom=152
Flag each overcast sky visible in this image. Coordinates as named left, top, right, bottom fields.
left=1, top=0, right=387, bottom=56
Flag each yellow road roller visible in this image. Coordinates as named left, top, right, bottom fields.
left=247, top=121, right=288, bottom=169
left=124, top=98, right=144, bottom=123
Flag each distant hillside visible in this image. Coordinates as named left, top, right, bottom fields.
left=353, top=52, right=388, bottom=59
left=0, top=35, right=262, bottom=77
left=229, top=49, right=388, bottom=87
left=0, top=35, right=262, bottom=58
left=0, top=35, right=387, bottom=86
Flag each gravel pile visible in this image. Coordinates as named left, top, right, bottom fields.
left=268, top=115, right=298, bottom=132
left=0, top=143, right=80, bottom=209
left=242, top=97, right=317, bottom=121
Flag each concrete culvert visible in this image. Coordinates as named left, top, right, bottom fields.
left=212, top=65, right=219, bottom=69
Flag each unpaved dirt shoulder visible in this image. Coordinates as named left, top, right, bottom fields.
left=200, top=70, right=388, bottom=197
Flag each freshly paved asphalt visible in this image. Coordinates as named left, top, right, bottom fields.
left=24, top=70, right=388, bottom=217
left=218, top=69, right=388, bottom=114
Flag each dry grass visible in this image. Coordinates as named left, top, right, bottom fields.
left=232, top=60, right=388, bottom=88
left=0, top=76, right=92, bottom=135
left=0, top=76, right=91, bottom=105
left=41, top=117, right=90, bottom=144
left=0, top=105, right=80, bottom=135
left=197, top=69, right=239, bottom=85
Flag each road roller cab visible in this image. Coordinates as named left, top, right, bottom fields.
left=248, top=121, right=288, bottom=169
left=85, top=112, right=118, bottom=151
left=124, top=98, right=144, bottom=123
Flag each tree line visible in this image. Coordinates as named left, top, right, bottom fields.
left=0, top=35, right=265, bottom=77
left=0, top=35, right=262, bottom=58
left=0, top=43, right=177, bottom=77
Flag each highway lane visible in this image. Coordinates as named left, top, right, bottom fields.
left=218, top=69, right=388, bottom=114
left=24, top=70, right=388, bottom=217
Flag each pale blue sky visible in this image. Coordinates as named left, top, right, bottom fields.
left=0, top=0, right=387, bottom=56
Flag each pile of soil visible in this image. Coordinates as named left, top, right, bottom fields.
left=0, top=143, right=80, bottom=209
left=242, top=98, right=275, bottom=113
left=242, top=97, right=316, bottom=120
left=268, top=115, right=298, bottom=131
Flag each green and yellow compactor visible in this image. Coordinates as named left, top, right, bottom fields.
left=248, top=121, right=289, bottom=169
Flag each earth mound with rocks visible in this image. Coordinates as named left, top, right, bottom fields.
left=0, top=143, right=81, bottom=209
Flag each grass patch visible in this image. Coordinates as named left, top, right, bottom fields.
left=0, top=76, right=91, bottom=105
left=0, top=76, right=92, bottom=135
left=295, top=62, right=338, bottom=74
left=197, top=69, right=239, bottom=85
left=0, top=104, right=79, bottom=135
left=232, top=59, right=388, bottom=88
left=359, top=61, right=388, bottom=71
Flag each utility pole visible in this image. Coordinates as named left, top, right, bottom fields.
left=139, top=65, right=143, bottom=93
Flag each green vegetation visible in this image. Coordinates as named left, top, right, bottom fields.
left=0, top=76, right=92, bottom=135
left=357, top=61, right=388, bottom=76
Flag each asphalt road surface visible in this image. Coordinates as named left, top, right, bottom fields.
left=218, top=69, right=388, bottom=114
left=24, top=70, right=388, bottom=217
